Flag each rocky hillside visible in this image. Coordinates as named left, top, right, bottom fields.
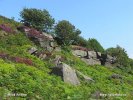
left=0, top=15, right=133, bottom=100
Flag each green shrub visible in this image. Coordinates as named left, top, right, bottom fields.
left=106, top=45, right=129, bottom=68
left=20, top=8, right=55, bottom=32
left=87, top=38, right=104, bottom=53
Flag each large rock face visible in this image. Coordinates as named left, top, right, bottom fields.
left=87, top=51, right=97, bottom=59
left=28, top=47, right=37, bottom=55
left=38, top=37, right=54, bottom=52
left=52, top=55, right=62, bottom=66
left=72, top=50, right=87, bottom=58
left=81, top=58, right=101, bottom=65
left=51, top=63, right=80, bottom=85
left=38, top=32, right=54, bottom=52
left=72, top=49, right=102, bottom=65
left=106, top=55, right=116, bottom=64
left=71, top=46, right=116, bottom=66
left=100, top=54, right=116, bottom=67
left=17, top=26, right=55, bottom=52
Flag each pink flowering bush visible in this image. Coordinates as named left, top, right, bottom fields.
left=0, top=52, right=33, bottom=66
left=71, top=45, right=91, bottom=51
left=0, top=52, right=9, bottom=59
left=10, top=56, right=33, bottom=66
left=0, top=24, right=14, bottom=33
left=28, top=28, right=42, bottom=38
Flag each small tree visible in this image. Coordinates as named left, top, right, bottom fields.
left=106, top=45, right=129, bottom=67
left=87, top=38, right=104, bottom=52
left=129, top=58, right=133, bottom=67
left=73, top=36, right=88, bottom=47
left=20, top=8, right=55, bottom=32
left=55, top=20, right=81, bottom=46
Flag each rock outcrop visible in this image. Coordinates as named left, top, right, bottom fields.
left=0, top=30, right=8, bottom=37
left=71, top=45, right=116, bottom=67
left=27, top=47, right=53, bottom=60
left=38, top=32, right=54, bottom=52
left=28, top=47, right=38, bottom=55
left=109, top=74, right=122, bottom=79
left=18, top=26, right=116, bottom=67
left=87, top=51, right=97, bottom=59
left=81, top=58, right=101, bottom=65
left=51, top=63, right=80, bottom=85
left=17, top=26, right=55, bottom=52
left=72, top=50, right=87, bottom=58
left=52, top=55, right=62, bottom=66
left=72, top=49, right=101, bottom=65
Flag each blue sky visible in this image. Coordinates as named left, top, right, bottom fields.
left=0, top=0, right=133, bottom=58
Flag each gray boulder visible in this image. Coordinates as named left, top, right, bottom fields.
left=38, top=38, right=54, bottom=52
left=96, top=52, right=101, bottom=59
left=28, top=47, right=37, bottom=55
left=105, top=62, right=113, bottom=67
left=72, top=50, right=87, bottom=58
left=18, top=26, right=55, bottom=52
left=39, top=53, right=47, bottom=60
left=109, top=74, right=122, bottom=79
left=52, top=55, right=62, bottom=66
left=100, top=53, right=116, bottom=66
left=106, top=55, right=113, bottom=62
left=97, top=52, right=101, bottom=57
left=51, top=63, right=80, bottom=85
left=42, top=32, right=54, bottom=41
left=54, top=47, right=61, bottom=52
left=81, top=58, right=101, bottom=65
left=91, top=91, right=104, bottom=99
left=104, top=55, right=116, bottom=67
left=88, top=51, right=97, bottom=59
left=0, top=30, right=8, bottom=37
left=39, top=32, right=54, bottom=52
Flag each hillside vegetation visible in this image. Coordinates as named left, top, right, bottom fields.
left=0, top=9, right=133, bottom=100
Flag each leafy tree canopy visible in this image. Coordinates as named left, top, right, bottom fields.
left=129, top=58, right=133, bottom=70
left=73, top=36, right=88, bottom=47
left=106, top=45, right=129, bottom=67
left=55, top=20, right=81, bottom=46
left=20, top=8, right=55, bottom=32
left=87, top=38, right=104, bottom=52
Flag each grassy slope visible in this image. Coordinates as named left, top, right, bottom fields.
left=0, top=16, right=133, bottom=100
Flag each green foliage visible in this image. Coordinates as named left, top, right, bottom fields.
left=20, top=8, right=55, bottom=32
left=0, top=15, right=21, bottom=29
left=61, top=46, right=71, bottom=52
left=0, top=33, right=32, bottom=52
left=73, top=35, right=88, bottom=47
left=0, top=35, right=133, bottom=99
left=129, top=58, right=133, bottom=68
left=55, top=50, right=133, bottom=100
left=55, top=20, right=81, bottom=46
left=0, top=14, right=133, bottom=100
left=106, top=45, right=129, bottom=68
left=87, top=38, right=104, bottom=52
